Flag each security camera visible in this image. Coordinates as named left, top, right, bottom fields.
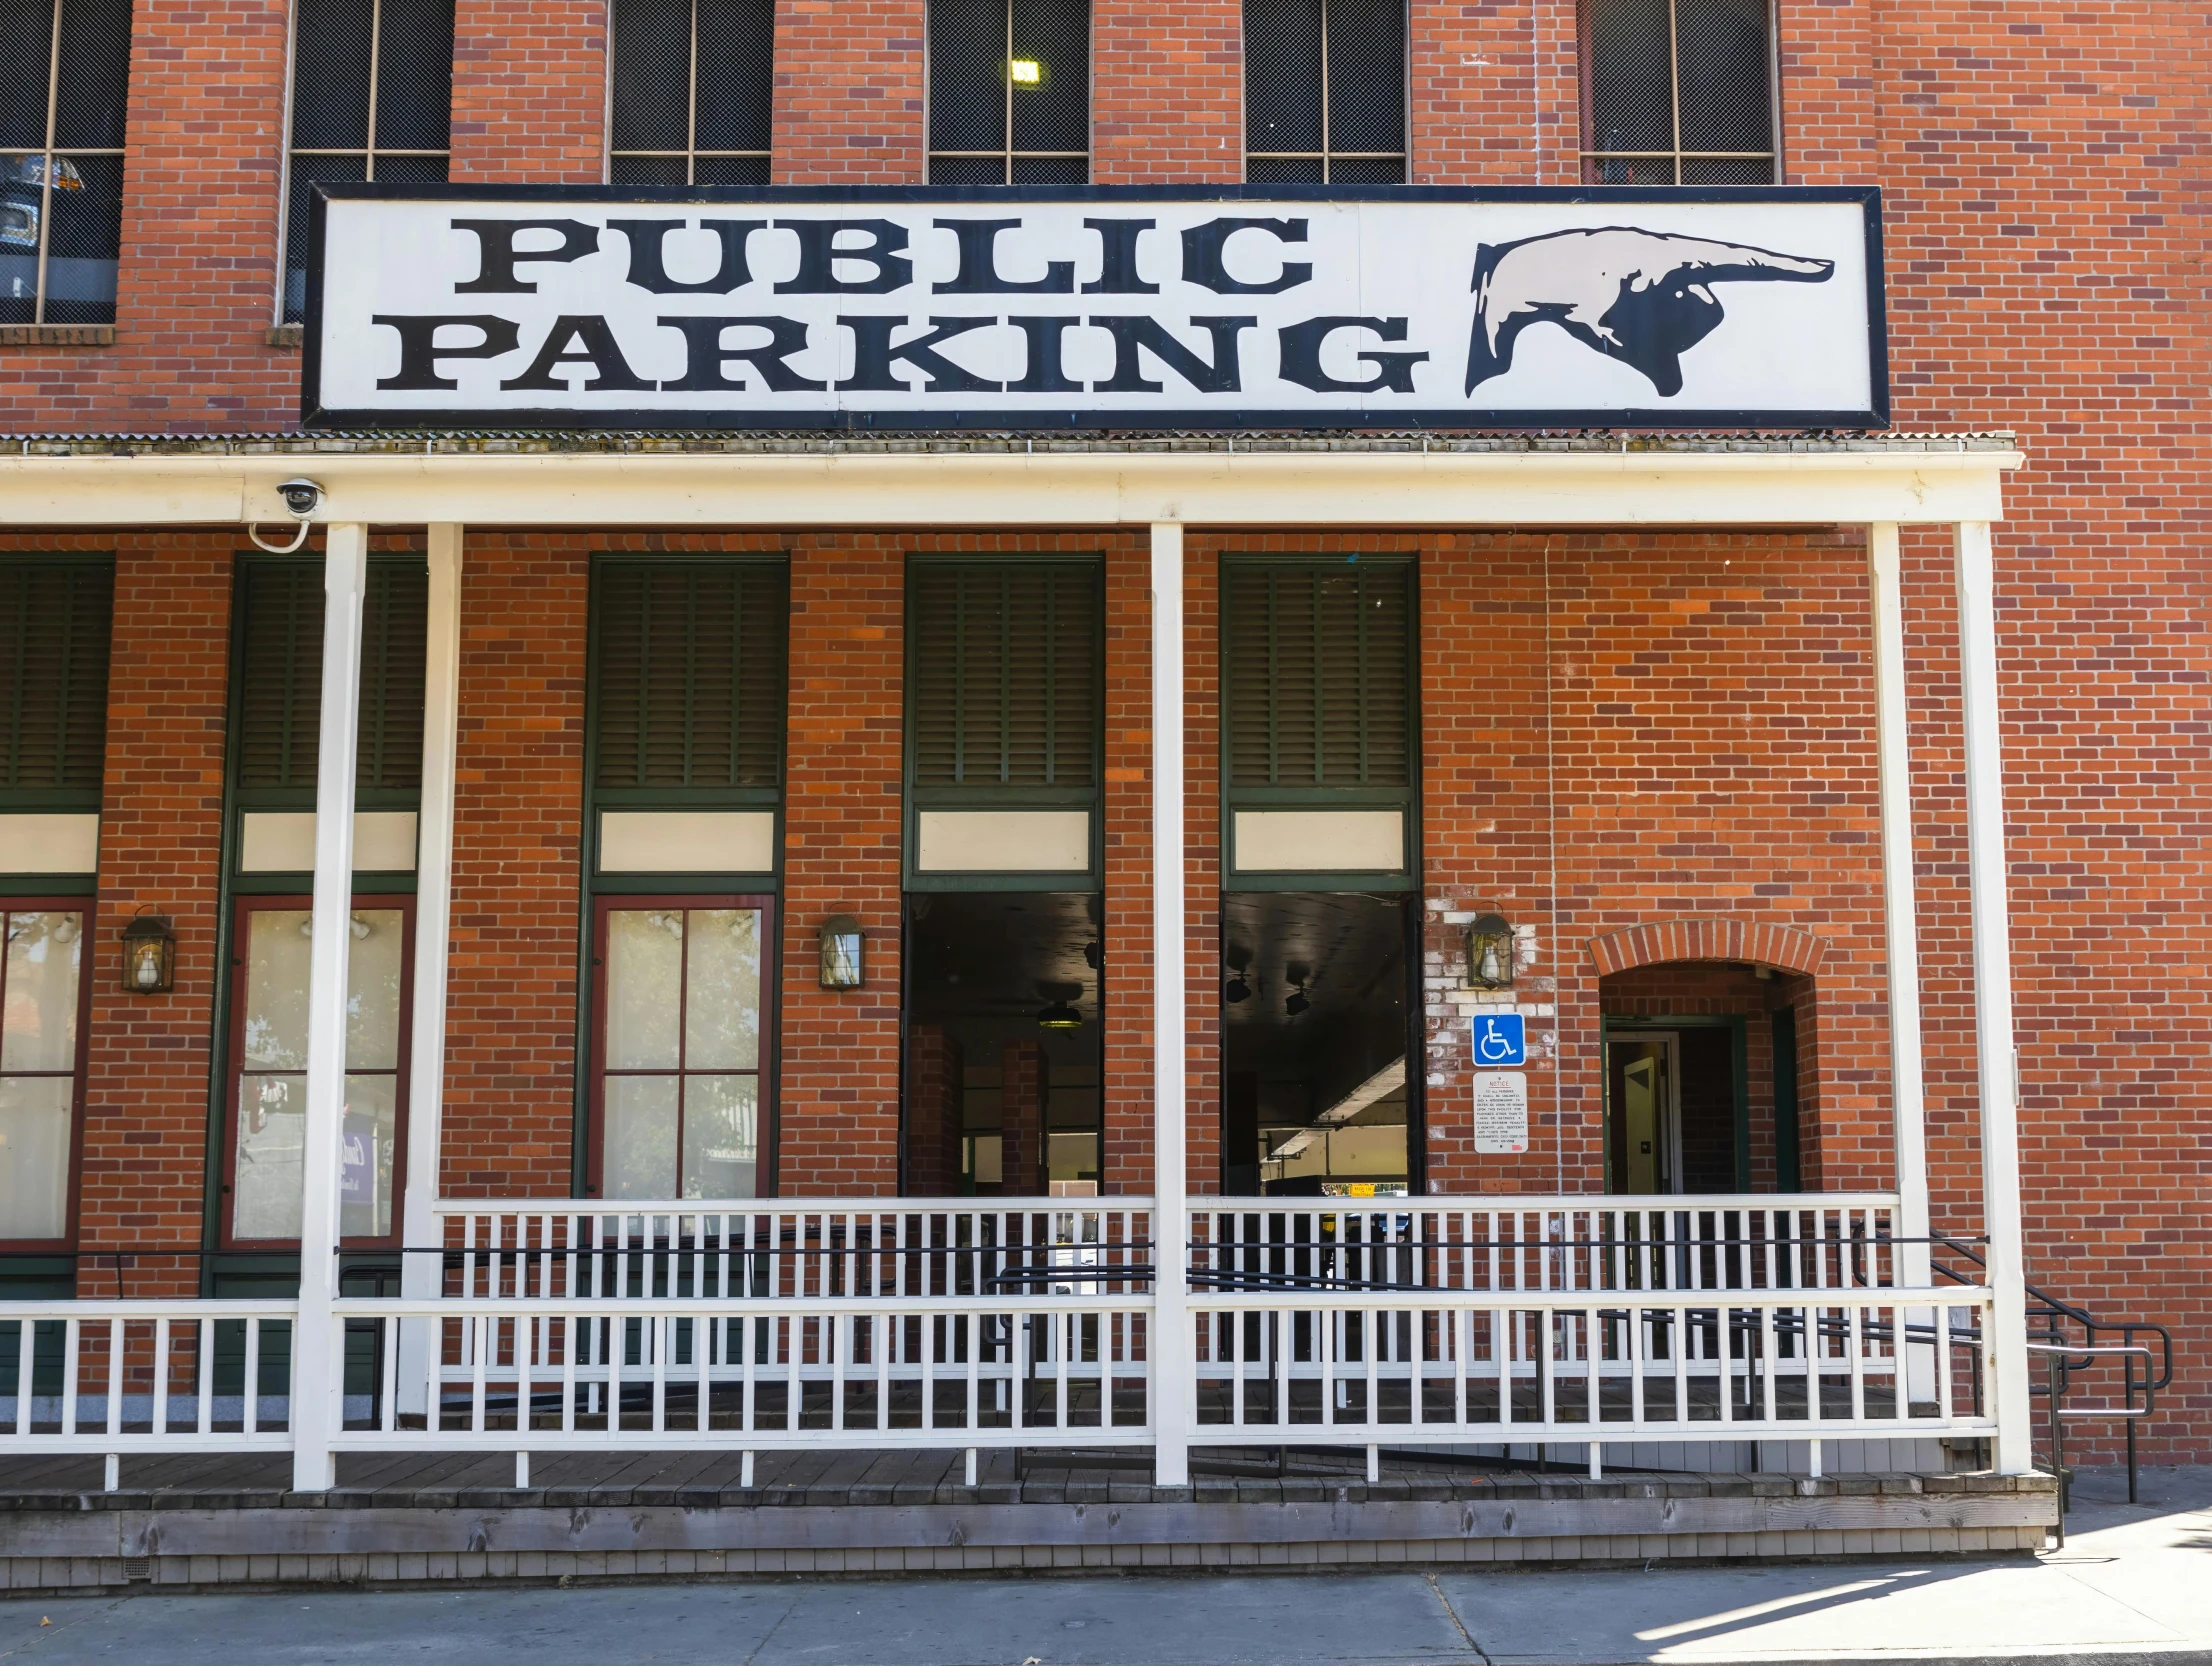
left=277, top=479, right=324, bottom=518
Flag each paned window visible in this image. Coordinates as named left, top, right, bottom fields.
left=279, top=0, right=455, bottom=322
left=232, top=558, right=427, bottom=802
left=0, top=907, right=86, bottom=1243
left=225, top=896, right=413, bottom=1245
left=0, top=561, right=111, bottom=808
left=1243, top=0, right=1405, bottom=184
left=591, top=898, right=771, bottom=1201
left=0, top=0, right=131, bottom=325
left=928, top=0, right=1089, bottom=184
left=609, top=0, right=774, bottom=185
left=1581, top=0, right=1776, bottom=183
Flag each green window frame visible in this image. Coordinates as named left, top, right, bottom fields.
left=226, top=554, right=428, bottom=846
left=1220, top=553, right=1417, bottom=890
left=581, top=555, right=789, bottom=891
left=0, top=558, right=113, bottom=818
left=902, top=556, right=1103, bottom=891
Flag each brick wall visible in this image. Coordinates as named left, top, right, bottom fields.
left=0, top=0, right=2204, bottom=1457
left=771, top=0, right=925, bottom=183
left=69, top=534, right=233, bottom=1295
left=437, top=534, right=588, bottom=1198
left=776, top=535, right=905, bottom=1193
left=1092, top=1, right=1242, bottom=182
left=451, top=0, right=609, bottom=181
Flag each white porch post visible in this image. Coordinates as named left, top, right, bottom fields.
left=1868, top=525, right=1931, bottom=1287
left=293, top=522, right=369, bottom=1493
left=397, top=524, right=463, bottom=1411
left=1954, top=520, right=2031, bottom=1474
left=1150, top=520, right=1192, bottom=1488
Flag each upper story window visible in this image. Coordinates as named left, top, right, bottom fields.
left=609, top=0, right=774, bottom=185
left=1243, top=0, right=1406, bottom=184
left=928, top=0, right=1089, bottom=184
left=1581, top=0, right=1777, bottom=184
left=0, top=0, right=131, bottom=326
left=279, top=0, right=455, bottom=323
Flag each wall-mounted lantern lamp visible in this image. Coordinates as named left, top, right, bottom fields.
left=818, top=914, right=864, bottom=990
left=1465, top=913, right=1514, bottom=991
left=121, top=907, right=176, bottom=994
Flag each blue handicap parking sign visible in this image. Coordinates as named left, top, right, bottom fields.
left=1472, top=1013, right=1525, bottom=1067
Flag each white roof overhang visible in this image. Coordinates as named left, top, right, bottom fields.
left=0, top=435, right=2020, bottom=529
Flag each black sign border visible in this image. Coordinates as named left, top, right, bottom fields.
left=302, top=184, right=1887, bottom=432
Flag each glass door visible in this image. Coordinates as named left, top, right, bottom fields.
left=591, top=897, right=773, bottom=1201
left=226, top=896, right=414, bottom=1246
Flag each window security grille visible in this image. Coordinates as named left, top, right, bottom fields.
left=279, top=0, right=455, bottom=323
left=234, top=559, right=428, bottom=795
left=1582, top=0, right=1776, bottom=184
left=928, top=0, right=1089, bottom=184
left=609, top=0, right=774, bottom=186
left=589, top=562, right=787, bottom=793
left=0, top=562, right=111, bottom=803
left=1224, top=561, right=1409, bottom=791
left=1243, top=0, right=1406, bottom=185
left=909, top=564, right=1098, bottom=792
left=0, top=0, right=131, bottom=325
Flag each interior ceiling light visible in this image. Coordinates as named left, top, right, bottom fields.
left=1037, top=999, right=1082, bottom=1031
left=1285, top=982, right=1310, bottom=1017
left=1009, top=57, right=1042, bottom=84
left=1223, top=973, right=1251, bottom=1004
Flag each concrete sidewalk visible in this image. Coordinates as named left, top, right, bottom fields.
left=0, top=1466, right=2203, bottom=1665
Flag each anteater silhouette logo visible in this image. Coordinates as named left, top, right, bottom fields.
left=1465, top=227, right=1836, bottom=398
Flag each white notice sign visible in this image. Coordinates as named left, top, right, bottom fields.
left=302, top=187, right=1887, bottom=429
left=1474, top=1072, right=1530, bottom=1156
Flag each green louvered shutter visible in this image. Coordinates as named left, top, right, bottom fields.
left=909, top=563, right=1098, bottom=791
left=590, top=561, right=787, bottom=792
left=234, top=559, right=428, bottom=794
left=0, top=561, right=113, bottom=805
left=1225, top=561, right=1410, bottom=790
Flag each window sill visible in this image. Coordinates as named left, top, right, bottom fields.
left=0, top=324, right=115, bottom=348
left=264, top=324, right=303, bottom=350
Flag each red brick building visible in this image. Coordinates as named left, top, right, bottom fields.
left=0, top=0, right=2202, bottom=1515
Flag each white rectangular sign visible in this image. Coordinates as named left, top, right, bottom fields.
left=1474, top=1071, right=1530, bottom=1157
left=303, top=188, right=1886, bottom=430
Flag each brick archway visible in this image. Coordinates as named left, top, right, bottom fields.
left=1586, top=918, right=1830, bottom=978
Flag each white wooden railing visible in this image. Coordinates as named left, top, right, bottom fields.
left=328, top=1293, right=1153, bottom=1460
left=1189, top=1194, right=1905, bottom=1295
left=1190, top=1284, right=1995, bottom=1460
left=431, top=1198, right=1155, bottom=1302
left=0, top=1194, right=1997, bottom=1486
left=0, top=1301, right=298, bottom=1458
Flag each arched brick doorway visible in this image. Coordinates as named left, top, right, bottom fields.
left=1588, top=921, right=1828, bottom=1195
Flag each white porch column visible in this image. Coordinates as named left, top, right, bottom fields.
left=398, top=525, right=463, bottom=1408
left=1868, top=524, right=1931, bottom=1286
left=292, top=522, right=369, bottom=1493
left=1954, top=520, right=2031, bottom=1474
left=1149, top=520, right=1192, bottom=1488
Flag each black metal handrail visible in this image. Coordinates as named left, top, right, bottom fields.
left=1935, top=1230, right=2173, bottom=1504
left=2025, top=1339, right=2158, bottom=1547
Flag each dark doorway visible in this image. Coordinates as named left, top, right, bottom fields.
left=1220, top=891, right=1417, bottom=1196
left=1604, top=1021, right=1744, bottom=1194
left=903, top=891, right=1102, bottom=1197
